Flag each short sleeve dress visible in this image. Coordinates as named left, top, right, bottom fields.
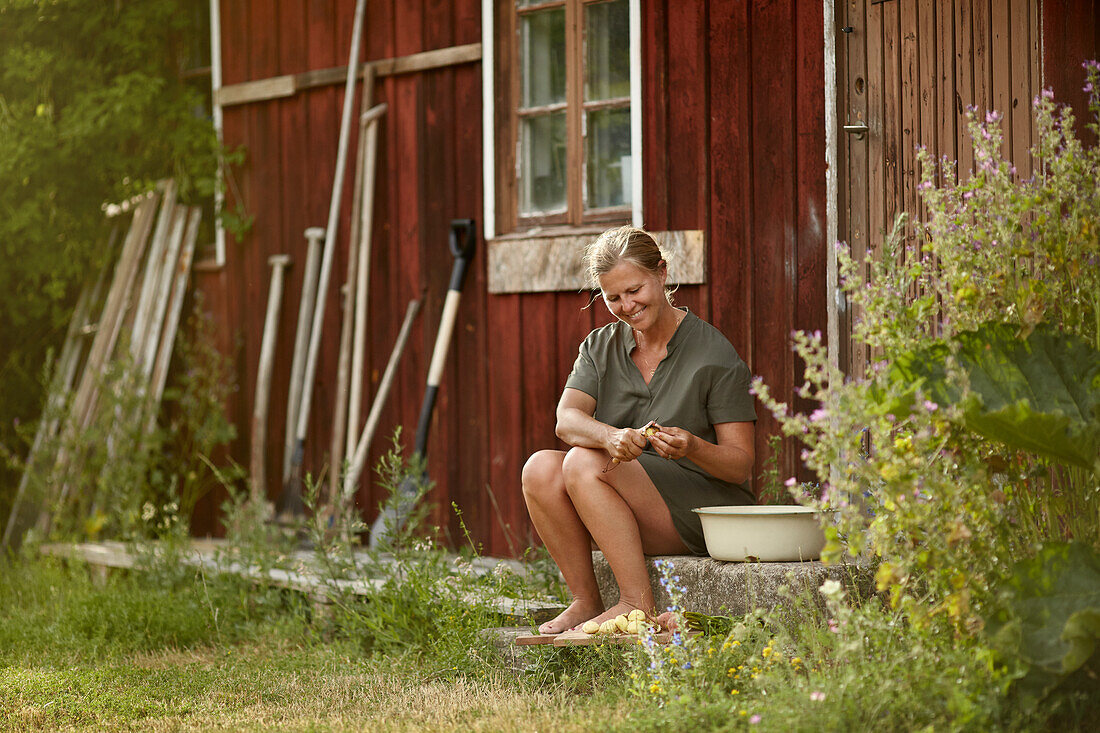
left=564, top=309, right=756, bottom=555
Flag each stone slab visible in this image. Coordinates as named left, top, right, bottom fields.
left=592, top=552, right=874, bottom=620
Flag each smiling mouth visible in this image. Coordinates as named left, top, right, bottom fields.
left=626, top=307, right=645, bottom=320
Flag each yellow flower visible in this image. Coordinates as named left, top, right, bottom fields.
left=791, top=657, right=802, bottom=666
left=739, top=710, right=748, bottom=717
left=762, top=646, right=773, bottom=658
left=730, top=689, right=740, bottom=695
left=707, top=647, right=715, bottom=656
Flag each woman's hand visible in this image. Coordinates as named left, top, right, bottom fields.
left=606, top=426, right=648, bottom=463
left=647, top=425, right=699, bottom=460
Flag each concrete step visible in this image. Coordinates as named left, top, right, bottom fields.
left=592, top=551, right=874, bottom=619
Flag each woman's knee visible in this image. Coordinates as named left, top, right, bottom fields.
left=521, top=450, right=565, bottom=501
left=561, top=446, right=605, bottom=486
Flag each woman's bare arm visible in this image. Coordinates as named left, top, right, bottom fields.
left=647, top=421, right=755, bottom=484
left=554, top=388, right=648, bottom=463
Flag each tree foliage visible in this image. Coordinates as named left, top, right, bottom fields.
left=0, top=0, right=219, bottom=499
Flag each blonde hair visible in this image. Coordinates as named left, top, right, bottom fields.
left=583, top=225, right=675, bottom=304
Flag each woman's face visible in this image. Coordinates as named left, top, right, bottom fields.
left=598, top=260, right=666, bottom=331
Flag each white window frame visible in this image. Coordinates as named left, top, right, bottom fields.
left=482, top=0, right=642, bottom=242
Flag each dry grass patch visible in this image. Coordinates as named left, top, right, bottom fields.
left=2, top=641, right=628, bottom=732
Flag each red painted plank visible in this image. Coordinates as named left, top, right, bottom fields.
left=422, top=0, right=462, bottom=538
left=665, top=0, right=708, bottom=232
left=486, top=294, right=524, bottom=554
left=450, top=12, right=490, bottom=548
left=642, top=0, right=670, bottom=229
left=707, top=0, right=752, bottom=363
left=1042, top=0, right=1099, bottom=143
left=274, top=0, right=310, bottom=502
left=749, top=0, right=797, bottom=497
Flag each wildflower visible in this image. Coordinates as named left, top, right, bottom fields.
left=923, top=400, right=939, bottom=412
left=750, top=714, right=762, bottom=724
left=730, top=688, right=740, bottom=695
left=791, top=656, right=802, bottom=666
left=810, top=691, right=826, bottom=702
left=785, top=477, right=797, bottom=487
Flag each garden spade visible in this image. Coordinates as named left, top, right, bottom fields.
left=369, top=219, right=476, bottom=548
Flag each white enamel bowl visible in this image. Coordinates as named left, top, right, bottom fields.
left=693, top=505, right=827, bottom=562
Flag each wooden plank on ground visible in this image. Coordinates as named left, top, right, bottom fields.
left=551, top=628, right=693, bottom=647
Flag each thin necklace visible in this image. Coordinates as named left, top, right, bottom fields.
left=636, top=349, right=661, bottom=377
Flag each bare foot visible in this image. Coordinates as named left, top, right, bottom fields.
left=538, top=599, right=604, bottom=635
left=583, top=600, right=653, bottom=628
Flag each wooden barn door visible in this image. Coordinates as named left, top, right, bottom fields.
left=835, top=0, right=1042, bottom=375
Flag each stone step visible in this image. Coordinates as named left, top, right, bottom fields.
left=592, top=551, right=874, bottom=619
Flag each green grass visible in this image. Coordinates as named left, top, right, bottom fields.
left=2, top=552, right=1094, bottom=732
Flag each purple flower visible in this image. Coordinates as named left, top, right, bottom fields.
left=1084, top=82, right=1094, bottom=94
left=923, top=400, right=939, bottom=412
left=918, top=180, right=933, bottom=191
left=750, top=715, right=762, bottom=725
left=810, top=691, right=826, bottom=702
left=985, top=110, right=1002, bottom=123
left=785, top=477, right=798, bottom=487
left=810, top=408, right=828, bottom=422
left=1042, top=88, right=1055, bottom=100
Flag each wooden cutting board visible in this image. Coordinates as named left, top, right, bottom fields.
left=515, top=629, right=698, bottom=646
left=514, top=633, right=560, bottom=646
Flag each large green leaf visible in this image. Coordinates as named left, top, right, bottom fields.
left=881, top=322, right=1100, bottom=470
left=987, top=542, right=1100, bottom=704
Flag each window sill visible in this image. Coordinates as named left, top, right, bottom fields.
left=487, top=229, right=705, bottom=294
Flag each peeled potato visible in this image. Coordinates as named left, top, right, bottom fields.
left=582, top=620, right=600, bottom=634
left=599, top=619, right=617, bottom=635
left=628, top=609, right=646, bottom=622
left=614, top=614, right=629, bottom=633
left=643, top=425, right=658, bottom=437
left=626, top=619, right=639, bottom=634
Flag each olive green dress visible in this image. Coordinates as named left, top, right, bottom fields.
left=564, top=310, right=756, bottom=555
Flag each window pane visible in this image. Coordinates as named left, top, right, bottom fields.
left=585, top=106, right=631, bottom=210
left=521, top=8, right=566, bottom=108
left=520, top=112, right=568, bottom=215
left=584, top=0, right=630, bottom=101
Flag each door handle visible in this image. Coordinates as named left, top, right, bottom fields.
left=843, top=123, right=869, bottom=140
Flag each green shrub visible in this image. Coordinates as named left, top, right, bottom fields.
left=747, top=65, right=1100, bottom=722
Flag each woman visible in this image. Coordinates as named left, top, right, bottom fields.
left=522, top=226, right=757, bottom=635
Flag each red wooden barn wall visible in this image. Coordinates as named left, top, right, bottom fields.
left=191, top=0, right=823, bottom=555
